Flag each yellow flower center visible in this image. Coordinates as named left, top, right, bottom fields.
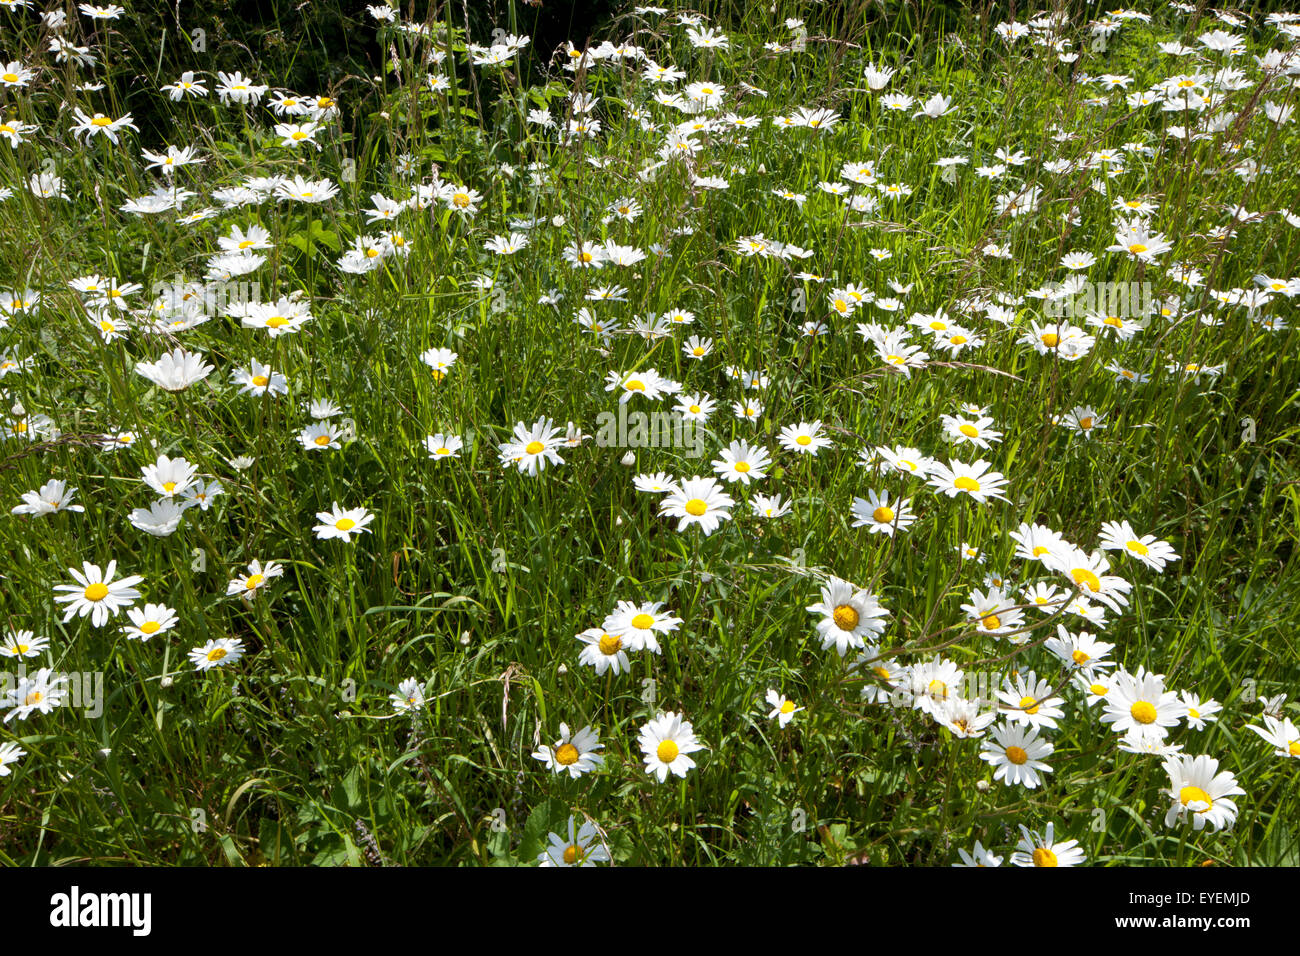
left=335, top=518, right=356, bottom=531
left=959, top=424, right=978, bottom=438
left=25, top=690, right=43, bottom=705
left=314, top=435, right=332, bottom=446
left=291, top=131, right=307, bottom=140
left=656, top=740, right=679, bottom=763
left=207, top=647, right=227, bottom=662
left=796, top=435, right=812, bottom=446
left=252, top=375, right=269, bottom=387
left=1079, top=417, right=1094, bottom=429
left=689, top=405, right=701, bottom=414
left=1032, top=847, right=1058, bottom=867
left=1071, top=568, right=1101, bottom=592
left=2, top=73, right=18, bottom=83
left=1130, top=700, right=1157, bottom=725
left=832, top=604, right=860, bottom=631
left=554, top=743, right=580, bottom=766
left=733, top=461, right=752, bottom=474
left=954, top=476, right=980, bottom=492
left=266, top=316, right=289, bottom=328
left=928, top=679, right=949, bottom=699
left=91, top=116, right=113, bottom=127
left=1090, top=683, right=1108, bottom=696
left=780, top=700, right=796, bottom=714
left=1018, top=695, right=1039, bottom=715
left=692, top=347, right=706, bottom=356
left=525, top=440, right=545, bottom=455
left=951, top=335, right=967, bottom=344
left=1006, top=745, right=1028, bottom=765
left=141, top=621, right=161, bottom=634
left=1179, top=786, right=1212, bottom=811
left=598, top=633, right=621, bottom=655
left=1288, top=741, right=1300, bottom=756
left=684, top=498, right=708, bottom=516
left=1072, top=650, right=1090, bottom=665
left=84, top=582, right=109, bottom=602
left=1128, top=243, right=1148, bottom=254
left=630, top=614, right=656, bottom=631
left=624, top=379, right=645, bottom=391
left=982, top=614, right=1002, bottom=631
left=563, top=844, right=582, bottom=864
left=453, top=193, right=470, bottom=208
left=1126, top=541, right=1149, bottom=556
left=245, top=574, right=265, bottom=590
left=873, top=506, right=894, bottom=524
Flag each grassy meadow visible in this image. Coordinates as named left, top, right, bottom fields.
left=0, top=0, right=1297, bottom=866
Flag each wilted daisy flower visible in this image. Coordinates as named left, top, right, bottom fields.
left=53, top=561, right=143, bottom=626
left=935, top=696, right=997, bottom=738
left=189, top=638, right=245, bottom=672
left=980, top=722, right=1054, bottom=789
left=638, top=711, right=705, bottom=783
left=765, top=689, right=804, bottom=728
left=533, top=723, right=605, bottom=778
left=537, top=816, right=610, bottom=867
left=1161, top=754, right=1245, bottom=832
left=1010, top=823, right=1085, bottom=867
left=313, top=503, right=374, bottom=542
left=806, top=576, right=889, bottom=657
